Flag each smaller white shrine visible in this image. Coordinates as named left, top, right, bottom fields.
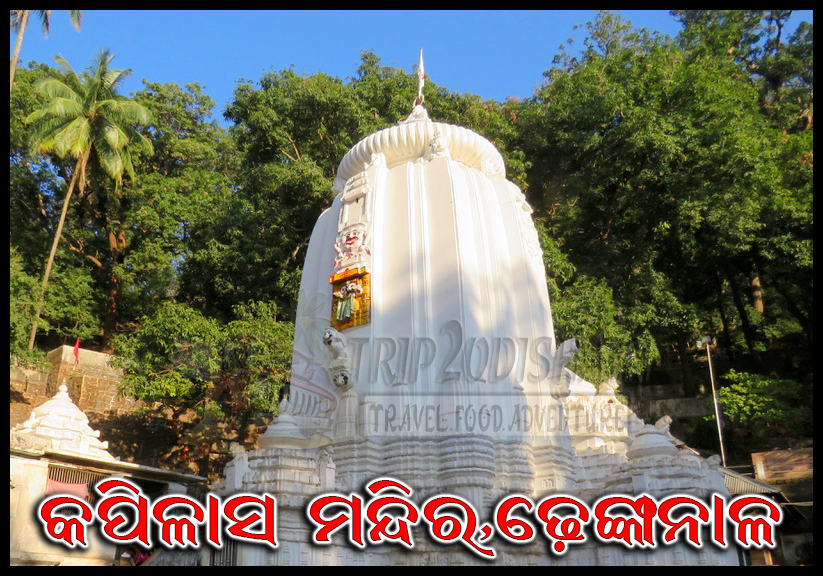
left=12, top=384, right=116, bottom=461
left=10, top=383, right=206, bottom=566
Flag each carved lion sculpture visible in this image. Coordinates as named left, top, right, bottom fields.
left=323, top=327, right=348, bottom=360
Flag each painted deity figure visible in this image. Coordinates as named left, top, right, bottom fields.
left=333, top=280, right=363, bottom=322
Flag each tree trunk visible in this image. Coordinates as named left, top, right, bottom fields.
left=727, top=273, right=759, bottom=357
left=101, top=205, right=130, bottom=352
left=676, top=336, right=700, bottom=396
left=27, top=154, right=85, bottom=350
left=101, top=226, right=125, bottom=353
left=714, top=271, right=735, bottom=359
left=751, top=274, right=765, bottom=314
left=102, top=273, right=121, bottom=353
left=10, top=10, right=29, bottom=94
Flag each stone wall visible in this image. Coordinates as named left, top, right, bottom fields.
left=634, top=397, right=714, bottom=420
left=11, top=346, right=241, bottom=478
left=48, top=346, right=143, bottom=414
left=9, top=365, right=50, bottom=426
left=10, top=346, right=142, bottom=428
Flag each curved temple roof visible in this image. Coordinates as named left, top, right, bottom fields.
left=335, top=105, right=506, bottom=190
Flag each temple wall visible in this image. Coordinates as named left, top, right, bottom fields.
left=10, top=346, right=142, bottom=429
left=222, top=108, right=743, bottom=566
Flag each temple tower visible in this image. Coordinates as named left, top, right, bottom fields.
left=223, top=60, right=739, bottom=566
left=255, top=97, right=579, bottom=502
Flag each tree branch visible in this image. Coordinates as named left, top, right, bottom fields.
left=286, top=133, right=302, bottom=161
left=66, top=243, right=104, bottom=269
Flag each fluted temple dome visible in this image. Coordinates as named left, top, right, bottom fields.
left=334, top=106, right=506, bottom=189
left=11, top=384, right=115, bottom=460
left=287, top=97, right=558, bottom=444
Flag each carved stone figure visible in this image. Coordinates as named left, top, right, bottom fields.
left=331, top=368, right=351, bottom=390
left=655, top=414, right=673, bottom=433
left=322, top=327, right=353, bottom=391
left=598, top=377, right=620, bottom=397
left=424, top=128, right=450, bottom=161
left=323, top=327, right=348, bottom=361
left=655, top=414, right=685, bottom=447
left=333, top=224, right=370, bottom=270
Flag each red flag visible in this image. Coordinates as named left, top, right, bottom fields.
left=73, top=338, right=81, bottom=363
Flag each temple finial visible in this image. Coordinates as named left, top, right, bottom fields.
left=415, top=48, right=425, bottom=107
left=400, top=49, right=430, bottom=123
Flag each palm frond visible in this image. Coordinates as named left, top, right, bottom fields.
left=51, top=117, right=91, bottom=158
left=33, top=77, right=83, bottom=103
left=26, top=49, right=152, bottom=184
left=69, top=10, right=82, bottom=31
left=99, top=117, right=131, bottom=150
left=38, top=10, right=52, bottom=35
left=94, top=136, right=125, bottom=182
left=26, top=114, right=73, bottom=140
left=103, top=68, right=132, bottom=93
left=26, top=98, right=84, bottom=125
left=52, top=55, right=86, bottom=94
left=100, top=98, right=153, bottom=125
left=53, top=54, right=78, bottom=77
left=121, top=149, right=137, bottom=182
left=132, top=129, right=154, bottom=156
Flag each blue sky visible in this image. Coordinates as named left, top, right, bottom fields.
left=12, top=10, right=813, bottom=123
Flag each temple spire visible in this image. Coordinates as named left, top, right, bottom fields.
left=400, top=48, right=430, bottom=123
left=415, top=48, right=425, bottom=106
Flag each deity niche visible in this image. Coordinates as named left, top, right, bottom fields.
left=329, top=269, right=371, bottom=331
left=334, top=280, right=363, bottom=322
left=333, top=224, right=370, bottom=271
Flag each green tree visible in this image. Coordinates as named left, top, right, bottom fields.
left=116, top=81, right=236, bottom=322
left=9, top=9, right=81, bottom=93
left=24, top=49, right=153, bottom=350
left=10, top=246, right=39, bottom=354
left=12, top=71, right=229, bottom=353
left=179, top=158, right=332, bottom=319
left=518, top=11, right=811, bottom=389
left=10, top=63, right=102, bottom=352
left=673, top=10, right=813, bottom=132
left=714, top=369, right=812, bottom=447
left=672, top=10, right=813, bottom=353
left=114, top=300, right=293, bottom=420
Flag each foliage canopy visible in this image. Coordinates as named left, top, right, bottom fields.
left=10, top=12, right=813, bottom=465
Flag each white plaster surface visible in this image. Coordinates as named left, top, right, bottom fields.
left=224, top=105, right=738, bottom=566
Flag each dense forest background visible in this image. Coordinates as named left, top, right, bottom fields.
left=10, top=11, right=813, bottom=464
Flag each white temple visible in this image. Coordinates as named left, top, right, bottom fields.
left=216, top=69, right=738, bottom=565
left=10, top=383, right=207, bottom=565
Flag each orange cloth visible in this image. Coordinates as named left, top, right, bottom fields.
left=45, top=478, right=89, bottom=499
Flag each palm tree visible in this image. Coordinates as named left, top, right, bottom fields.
left=10, top=10, right=82, bottom=93
left=25, top=49, right=152, bottom=350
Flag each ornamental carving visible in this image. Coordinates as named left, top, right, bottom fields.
left=333, top=223, right=371, bottom=271
left=329, top=267, right=371, bottom=331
